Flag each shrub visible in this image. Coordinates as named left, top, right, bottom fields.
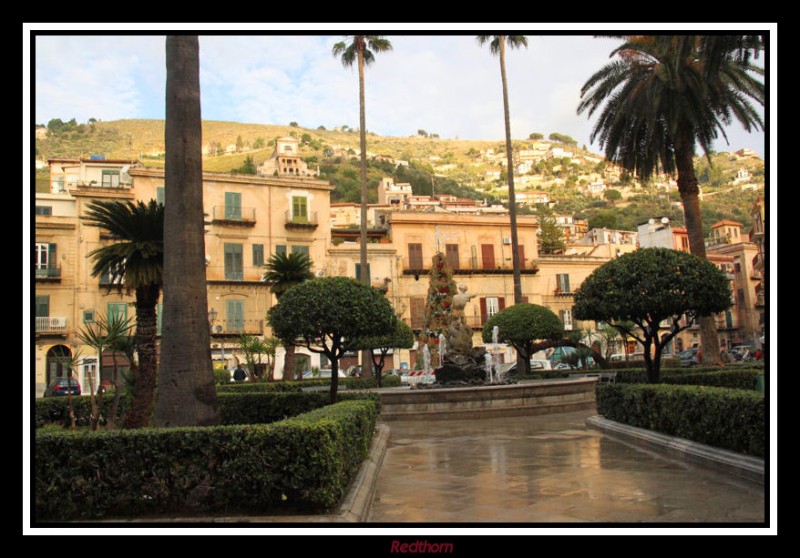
left=34, top=395, right=132, bottom=429
left=213, top=367, right=231, bottom=385
left=216, top=382, right=303, bottom=394
left=613, top=367, right=763, bottom=389
left=596, top=383, right=765, bottom=456
left=35, top=399, right=379, bottom=520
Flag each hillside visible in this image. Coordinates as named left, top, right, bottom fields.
left=34, top=119, right=765, bottom=233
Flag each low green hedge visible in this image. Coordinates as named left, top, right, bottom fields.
left=613, top=367, right=763, bottom=388
left=596, top=383, right=765, bottom=457
left=34, top=399, right=379, bottom=521
left=215, top=382, right=303, bottom=394
left=35, top=389, right=379, bottom=429
left=34, top=395, right=132, bottom=429
left=296, top=375, right=402, bottom=389
left=217, top=391, right=379, bottom=425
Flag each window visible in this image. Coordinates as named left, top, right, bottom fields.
left=35, top=295, right=49, bottom=317
left=100, top=261, right=125, bottom=285
left=291, top=245, right=310, bottom=258
left=355, top=262, right=371, bottom=282
left=83, top=310, right=95, bottom=324
left=410, top=297, right=426, bottom=329
left=156, top=187, right=165, bottom=206
left=101, top=170, right=120, bottom=188
left=35, top=243, right=56, bottom=276
left=292, top=196, right=308, bottom=223
left=480, top=296, right=505, bottom=324
left=35, top=206, right=52, bottom=216
left=225, top=192, right=242, bottom=220
left=445, top=244, right=459, bottom=270
left=224, top=244, right=243, bottom=280
left=226, top=300, right=244, bottom=333
left=408, top=243, right=423, bottom=269
left=481, top=244, right=495, bottom=269
left=557, top=273, right=571, bottom=293
left=253, top=244, right=264, bottom=267
left=275, top=245, right=287, bottom=256
left=560, top=308, right=573, bottom=330
left=107, top=303, right=127, bottom=323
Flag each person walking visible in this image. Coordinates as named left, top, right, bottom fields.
left=233, top=365, right=247, bottom=382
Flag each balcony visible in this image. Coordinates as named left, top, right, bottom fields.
left=36, top=316, right=68, bottom=335
left=755, top=291, right=765, bottom=308
left=35, top=266, right=61, bottom=282
left=210, top=206, right=256, bottom=227
left=205, top=265, right=266, bottom=284
left=284, top=210, right=318, bottom=231
left=209, top=319, right=265, bottom=336
left=401, top=256, right=539, bottom=276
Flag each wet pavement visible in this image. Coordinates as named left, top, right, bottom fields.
left=367, top=409, right=766, bottom=524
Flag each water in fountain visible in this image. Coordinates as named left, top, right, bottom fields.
left=438, top=334, right=447, bottom=367
left=422, top=344, right=431, bottom=373
left=484, top=353, right=494, bottom=383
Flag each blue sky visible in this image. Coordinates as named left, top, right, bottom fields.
left=27, top=25, right=772, bottom=157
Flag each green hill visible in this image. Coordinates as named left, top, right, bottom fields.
left=34, top=119, right=765, bottom=232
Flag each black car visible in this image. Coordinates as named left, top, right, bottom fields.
left=44, top=377, right=81, bottom=397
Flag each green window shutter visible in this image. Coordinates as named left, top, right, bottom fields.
left=225, top=192, right=242, bottom=220
left=156, top=187, right=165, bottom=206
left=275, top=245, right=287, bottom=256
left=35, top=295, right=50, bottom=317
left=157, top=302, right=163, bottom=335
left=355, top=263, right=371, bottom=281
left=292, top=196, right=308, bottom=223
left=48, top=244, right=57, bottom=270
left=107, top=303, right=127, bottom=323
left=252, top=244, right=264, bottom=267
left=226, top=300, right=244, bottom=333
left=291, top=245, right=310, bottom=258
left=224, top=243, right=243, bottom=280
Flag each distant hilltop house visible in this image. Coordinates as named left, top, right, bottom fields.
left=257, top=136, right=319, bottom=178
left=734, top=148, right=760, bottom=160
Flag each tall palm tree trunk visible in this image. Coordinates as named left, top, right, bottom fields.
left=675, top=129, right=721, bottom=365
left=122, top=285, right=159, bottom=428
left=499, top=37, right=523, bottom=304
left=153, top=35, right=219, bottom=427
left=357, top=42, right=373, bottom=379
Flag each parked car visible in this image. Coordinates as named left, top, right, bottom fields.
left=302, top=368, right=346, bottom=379
left=346, top=365, right=362, bottom=378
left=44, top=377, right=81, bottom=397
left=678, top=347, right=699, bottom=367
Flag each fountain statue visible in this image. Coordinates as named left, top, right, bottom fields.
left=434, top=285, right=491, bottom=384
left=438, top=333, right=447, bottom=367
left=422, top=344, right=431, bottom=373
left=484, top=352, right=494, bottom=383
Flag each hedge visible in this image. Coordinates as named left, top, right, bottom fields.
left=215, top=382, right=303, bottom=394
left=35, top=390, right=379, bottom=429
left=612, top=367, right=763, bottom=388
left=217, top=391, right=380, bottom=425
left=596, top=383, right=765, bottom=457
left=34, top=399, right=379, bottom=521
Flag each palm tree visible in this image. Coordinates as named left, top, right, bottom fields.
left=153, top=35, right=219, bottom=427
left=83, top=199, right=163, bottom=428
left=578, top=35, right=764, bottom=364
left=332, top=35, right=392, bottom=379
left=477, top=35, right=528, bottom=305
left=263, top=251, right=314, bottom=381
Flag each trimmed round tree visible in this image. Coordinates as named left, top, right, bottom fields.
left=573, top=248, right=732, bottom=383
left=482, top=303, right=565, bottom=376
left=267, top=277, right=395, bottom=403
left=352, top=319, right=414, bottom=387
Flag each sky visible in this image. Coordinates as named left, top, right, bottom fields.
left=27, top=24, right=773, bottom=158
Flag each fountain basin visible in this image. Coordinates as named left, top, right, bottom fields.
left=378, top=377, right=597, bottom=421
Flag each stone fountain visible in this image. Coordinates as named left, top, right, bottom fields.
left=433, top=285, right=498, bottom=385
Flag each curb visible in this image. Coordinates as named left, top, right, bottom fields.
left=337, top=424, right=390, bottom=522
left=586, top=415, right=764, bottom=485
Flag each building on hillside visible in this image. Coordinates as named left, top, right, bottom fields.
left=377, top=177, right=413, bottom=207
left=256, top=136, right=319, bottom=178
left=33, top=158, right=334, bottom=396
left=555, top=214, right=589, bottom=243
left=637, top=217, right=690, bottom=252
left=749, top=198, right=765, bottom=329
left=569, top=228, right=638, bottom=258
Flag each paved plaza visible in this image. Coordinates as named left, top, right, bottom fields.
left=367, top=409, right=766, bottom=523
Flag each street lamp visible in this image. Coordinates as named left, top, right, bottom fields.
left=208, top=307, right=218, bottom=330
